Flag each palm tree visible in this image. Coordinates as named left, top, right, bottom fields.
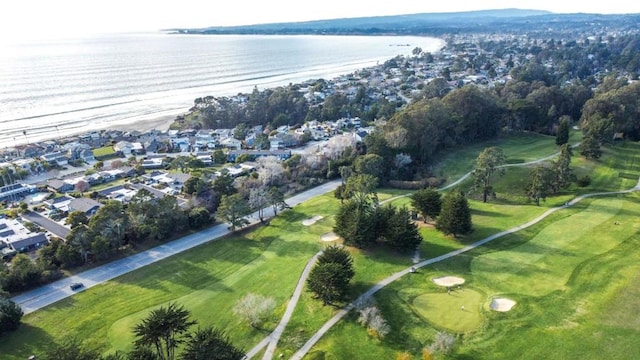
left=22, top=130, right=29, bottom=145
left=181, top=326, right=244, bottom=360
left=133, top=303, right=196, bottom=360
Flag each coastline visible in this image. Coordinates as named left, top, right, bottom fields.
left=2, top=34, right=444, bottom=149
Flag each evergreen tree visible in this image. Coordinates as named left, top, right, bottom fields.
left=410, top=187, right=442, bottom=222
left=552, top=143, right=574, bottom=191
left=0, top=295, right=23, bottom=335
left=436, top=192, right=473, bottom=237
left=181, top=326, right=244, bottom=360
left=383, top=206, right=423, bottom=252
left=555, top=116, right=570, bottom=145
left=307, top=245, right=355, bottom=305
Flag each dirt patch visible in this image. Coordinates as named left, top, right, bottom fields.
left=320, top=232, right=339, bottom=242
left=302, top=215, right=324, bottom=226
left=432, top=276, right=465, bottom=287
left=490, top=297, right=516, bottom=312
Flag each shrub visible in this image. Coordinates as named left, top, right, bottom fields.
left=576, top=175, right=591, bottom=187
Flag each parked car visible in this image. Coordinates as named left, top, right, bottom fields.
left=70, top=282, right=84, bottom=290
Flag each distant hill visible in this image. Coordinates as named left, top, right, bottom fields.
left=169, top=9, right=640, bottom=37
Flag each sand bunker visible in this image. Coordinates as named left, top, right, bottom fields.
left=432, top=276, right=465, bottom=287
left=302, top=215, right=324, bottom=226
left=320, top=232, right=339, bottom=242
left=490, top=297, right=516, bottom=312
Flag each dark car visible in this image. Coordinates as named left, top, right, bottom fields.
left=70, top=282, right=84, bottom=290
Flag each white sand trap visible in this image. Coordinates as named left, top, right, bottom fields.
left=320, top=232, right=339, bottom=242
left=490, top=297, right=516, bottom=312
left=302, top=215, right=324, bottom=226
left=432, top=276, right=465, bottom=287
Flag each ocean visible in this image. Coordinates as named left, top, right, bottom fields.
left=0, top=33, right=443, bottom=147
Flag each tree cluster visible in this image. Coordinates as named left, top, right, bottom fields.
left=525, top=144, right=575, bottom=205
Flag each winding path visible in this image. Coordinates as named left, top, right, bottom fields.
left=289, top=148, right=640, bottom=360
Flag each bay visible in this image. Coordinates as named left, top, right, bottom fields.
left=0, top=33, right=443, bottom=146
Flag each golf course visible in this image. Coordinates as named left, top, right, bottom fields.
left=3, top=132, right=640, bottom=360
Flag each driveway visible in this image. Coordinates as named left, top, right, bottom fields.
left=22, top=211, right=70, bottom=239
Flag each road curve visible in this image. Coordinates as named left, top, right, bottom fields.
left=289, top=176, right=639, bottom=360
left=12, top=180, right=342, bottom=314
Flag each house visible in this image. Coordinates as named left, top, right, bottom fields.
left=216, top=164, right=256, bottom=178
left=41, top=151, right=69, bottom=166
left=269, top=133, right=299, bottom=149
left=114, top=141, right=133, bottom=155
left=193, top=152, right=214, bottom=166
left=220, top=137, right=242, bottom=150
left=0, top=216, right=48, bottom=253
left=227, top=150, right=292, bottom=162
left=0, top=183, right=37, bottom=203
left=44, top=195, right=74, bottom=212
left=68, top=197, right=102, bottom=216
left=46, top=179, right=74, bottom=193
left=98, top=185, right=138, bottom=203
left=169, top=137, right=191, bottom=152
left=141, top=158, right=165, bottom=169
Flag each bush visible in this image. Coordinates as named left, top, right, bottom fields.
left=576, top=175, right=591, bottom=187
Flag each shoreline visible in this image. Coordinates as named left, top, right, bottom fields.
left=3, top=35, right=445, bottom=149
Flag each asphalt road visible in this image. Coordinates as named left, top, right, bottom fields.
left=12, top=179, right=341, bottom=314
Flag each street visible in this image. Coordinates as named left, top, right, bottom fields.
left=11, top=179, right=341, bottom=314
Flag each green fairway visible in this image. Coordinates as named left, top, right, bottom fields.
left=5, top=135, right=640, bottom=360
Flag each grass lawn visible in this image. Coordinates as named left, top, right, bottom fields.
left=1, top=195, right=342, bottom=359
left=307, top=142, right=640, bottom=359
left=5, top=135, right=639, bottom=360
left=92, top=146, right=116, bottom=158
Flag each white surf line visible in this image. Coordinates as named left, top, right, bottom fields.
left=290, top=185, right=637, bottom=360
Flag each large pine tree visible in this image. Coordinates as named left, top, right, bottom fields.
left=436, top=191, right=473, bottom=237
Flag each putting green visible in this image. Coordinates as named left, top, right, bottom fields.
left=412, top=288, right=484, bottom=332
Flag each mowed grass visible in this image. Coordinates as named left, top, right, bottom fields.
left=432, top=131, right=580, bottom=186
left=307, top=142, right=640, bottom=359
left=1, top=195, right=342, bottom=359
left=412, top=287, right=484, bottom=332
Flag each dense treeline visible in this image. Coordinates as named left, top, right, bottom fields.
left=0, top=189, right=213, bottom=294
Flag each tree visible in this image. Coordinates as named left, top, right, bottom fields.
left=383, top=206, right=423, bottom=252
left=248, top=187, right=268, bottom=222
left=354, top=153, right=385, bottom=180
left=556, top=116, right=570, bottom=145
left=333, top=193, right=377, bottom=248
left=525, top=166, right=553, bottom=206
left=133, top=303, right=196, bottom=360
left=580, top=134, right=602, bottom=160
left=74, top=180, right=90, bottom=193
left=472, top=147, right=506, bottom=202
left=66, top=210, right=89, bottom=229
left=217, top=194, right=250, bottom=232
left=267, top=186, right=288, bottom=216
left=187, top=207, right=211, bottom=229
left=344, top=173, right=379, bottom=201
left=410, top=187, right=442, bottom=222
left=307, top=245, right=355, bottom=304
left=552, top=143, right=574, bottom=191
left=436, top=192, right=472, bottom=237
left=94, top=161, right=104, bottom=170
left=0, top=296, right=23, bottom=335
left=181, top=326, right=244, bottom=360
left=232, top=293, right=276, bottom=328
left=213, top=150, right=227, bottom=164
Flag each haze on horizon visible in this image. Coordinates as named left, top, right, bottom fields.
left=1, top=0, right=640, bottom=42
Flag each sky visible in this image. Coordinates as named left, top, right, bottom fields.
left=1, top=0, right=640, bottom=41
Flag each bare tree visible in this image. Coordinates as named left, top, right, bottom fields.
left=232, top=293, right=276, bottom=328
left=429, top=331, right=456, bottom=355
left=323, top=134, right=356, bottom=160
left=256, top=156, right=284, bottom=187
left=357, top=305, right=390, bottom=339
